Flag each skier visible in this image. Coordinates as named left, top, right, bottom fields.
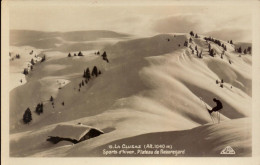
left=208, top=98, right=223, bottom=114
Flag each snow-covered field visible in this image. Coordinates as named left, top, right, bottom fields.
left=9, top=30, right=251, bottom=157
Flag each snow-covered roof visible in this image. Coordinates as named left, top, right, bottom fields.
left=49, top=124, right=104, bottom=141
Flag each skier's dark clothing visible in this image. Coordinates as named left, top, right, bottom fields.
left=208, top=98, right=223, bottom=114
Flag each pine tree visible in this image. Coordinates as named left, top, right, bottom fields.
left=86, top=68, right=91, bottom=80
left=41, top=55, right=46, bottom=62
left=195, top=34, right=199, bottom=38
left=224, top=45, right=227, bottom=51
left=209, top=49, right=214, bottom=57
left=82, top=80, right=84, bottom=86
left=91, top=66, right=98, bottom=77
left=78, top=51, right=83, bottom=56
left=40, top=103, right=43, bottom=113
left=31, top=59, right=35, bottom=65
left=189, top=38, right=193, bottom=43
left=35, top=103, right=43, bottom=115
left=190, top=31, right=194, bottom=36
left=243, top=49, right=247, bottom=54
left=50, top=96, right=54, bottom=102
left=98, top=70, right=101, bottom=75
left=23, top=68, right=29, bottom=75
left=83, top=70, right=86, bottom=78
left=68, top=53, right=71, bottom=57
left=102, top=51, right=107, bottom=58
left=184, top=41, right=188, bottom=47
left=238, top=46, right=242, bottom=53
left=230, top=40, right=233, bottom=44
left=102, top=51, right=109, bottom=63
left=247, top=46, right=252, bottom=53
left=23, top=108, right=32, bottom=124
left=199, top=50, right=203, bottom=58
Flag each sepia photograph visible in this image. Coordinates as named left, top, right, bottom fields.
left=2, top=0, right=260, bottom=164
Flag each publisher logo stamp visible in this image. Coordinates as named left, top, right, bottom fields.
left=220, top=146, right=235, bottom=155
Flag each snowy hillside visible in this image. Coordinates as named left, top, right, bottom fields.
left=9, top=31, right=252, bottom=157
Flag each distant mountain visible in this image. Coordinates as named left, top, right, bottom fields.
left=205, top=28, right=251, bottom=43
left=10, top=30, right=130, bottom=49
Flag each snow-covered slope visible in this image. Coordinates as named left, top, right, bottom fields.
left=9, top=33, right=251, bottom=157
left=81, top=118, right=251, bottom=157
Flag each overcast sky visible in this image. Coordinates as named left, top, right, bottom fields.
left=9, top=3, right=252, bottom=42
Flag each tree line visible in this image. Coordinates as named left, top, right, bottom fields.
left=68, top=51, right=109, bottom=63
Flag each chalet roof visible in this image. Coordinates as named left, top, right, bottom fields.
left=49, top=124, right=104, bottom=141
